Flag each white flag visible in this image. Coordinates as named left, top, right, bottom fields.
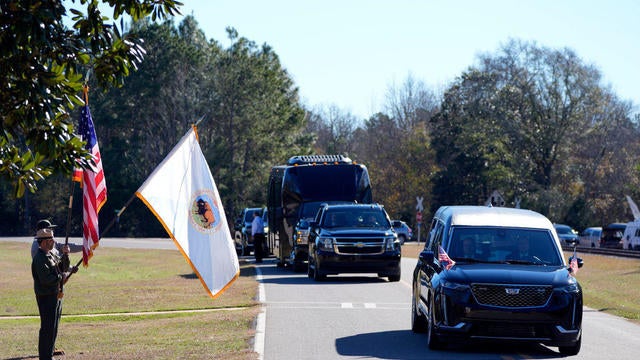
left=626, top=195, right=640, bottom=221
left=136, top=127, right=239, bottom=298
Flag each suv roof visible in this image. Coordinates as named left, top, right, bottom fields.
left=603, top=222, right=627, bottom=230
left=287, top=154, right=352, bottom=165
left=437, top=205, right=554, bottom=229
left=554, top=224, right=577, bottom=234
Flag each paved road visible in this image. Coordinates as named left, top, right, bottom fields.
left=7, top=237, right=639, bottom=359
left=255, top=256, right=640, bottom=360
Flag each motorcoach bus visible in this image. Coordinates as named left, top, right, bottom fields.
left=267, top=155, right=372, bottom=270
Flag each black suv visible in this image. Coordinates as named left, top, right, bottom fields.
left=307, top=203, right=401, bottom=281
left=411, top=205, right=583, bottom=355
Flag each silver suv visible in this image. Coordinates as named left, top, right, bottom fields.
left=391, top=220, right=413, bottom=244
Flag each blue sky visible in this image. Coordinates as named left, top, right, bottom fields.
left=175, top=1, right=638, bottom=118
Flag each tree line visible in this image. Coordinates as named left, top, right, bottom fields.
left=2, top=12, right=639, bottom=237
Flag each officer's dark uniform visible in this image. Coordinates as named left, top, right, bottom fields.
left=31, top=237, right=68, bottom=360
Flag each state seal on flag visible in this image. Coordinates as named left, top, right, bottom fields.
left=190, top=190, right=222, bottom=232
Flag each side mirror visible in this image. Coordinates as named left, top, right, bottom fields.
left=419, top=250, right=434, bottom=264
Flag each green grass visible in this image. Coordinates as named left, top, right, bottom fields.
left=0, top=241, right=259, bottom=359
left=402, top=243, right=640, bottom=322
left=574, top=252, right=640, bottom=321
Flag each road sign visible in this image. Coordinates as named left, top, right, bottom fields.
left=416, top=211, right=422, bottom=223
left=416, top=196, right=424, bottom=212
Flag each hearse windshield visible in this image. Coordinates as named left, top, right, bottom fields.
left=448, top=227, right=562, bottom=266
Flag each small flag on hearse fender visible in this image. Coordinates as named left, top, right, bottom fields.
left=438, top=245, right=456, bottom=270
left=569, top=246, right=579, bottom=276
left=569, top=257, right=579, bottom=276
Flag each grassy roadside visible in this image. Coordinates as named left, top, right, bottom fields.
left=0, top=241, right=259, bottom=359
left=401, top=242, right=640, bottom=323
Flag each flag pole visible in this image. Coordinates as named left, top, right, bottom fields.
left=69, top=193, right=138, bottom=271
left=62, top=84, right=88, bottom=286
left=64, top=86, right=90, bottom=259
left=59, top=180, right=75, bottom=290
left=66, top=84, right=90, bottom=255
left=65, top=85, right=90, bottom=247
left=63, top=181, right=75, bottom=247
left=194, top=115, right=206, bottom=127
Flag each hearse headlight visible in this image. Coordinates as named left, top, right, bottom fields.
left=442, top=281, right=470, bottom=292
left=318, top=237, right=334, bottom=250
left=441, top=281, right=471, bottom=302
left=560, top=282, right=580, bottom=294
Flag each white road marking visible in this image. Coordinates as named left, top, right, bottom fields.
left=254, top=265, right=266, bottom=360
left=263, top=301, right=408, bottom=309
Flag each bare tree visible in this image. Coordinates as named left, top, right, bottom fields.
left=431, top=39, right=640, bottom=226
left=306, top=105, right=358, bottom=155
left=384, top=73, right=440, bottom=131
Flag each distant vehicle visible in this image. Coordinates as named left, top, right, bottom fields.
left=267, top=155, right=372, bottom=270
left=307, top=203, right=401, bottom=281
left=600, top=223, right=626, bottom=249
left=234, top=207, right=266, bottom=256
left=622, top=195, right=640, bottom=250
left=391, top=220, right=413, bottom=244
left=623, top=224, right=640, bottom=250
left=579, top=227, right=602, bottom=248
left=411, top=205, right=583, bottom=355
left=553, top=224, right=580, bottom=246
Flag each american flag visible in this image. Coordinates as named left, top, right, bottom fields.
left=569, top=257, right=579, bottom=276
left=569, top=247, right=579, bottom=276
left=438, top=245, right=456, bottom=270
left=75, top=105, right=107, bottom=266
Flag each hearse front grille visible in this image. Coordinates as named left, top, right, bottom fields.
left=471, top=284, right=552, bottom=308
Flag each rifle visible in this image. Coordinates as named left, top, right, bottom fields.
left=58, top=181, right=75, bottom=298
left=63, top=181, right=75, bottom=268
